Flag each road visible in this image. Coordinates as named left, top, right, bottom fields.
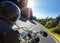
left=16, top=20, right=58, bottom=43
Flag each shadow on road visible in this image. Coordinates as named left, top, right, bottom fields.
left=29, top=20, right=36, bottom=25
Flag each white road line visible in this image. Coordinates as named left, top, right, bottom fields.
left=49, top=34, right=59, bottom=43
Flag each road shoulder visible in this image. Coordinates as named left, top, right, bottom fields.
left=38, top=23, right=60, bottom=43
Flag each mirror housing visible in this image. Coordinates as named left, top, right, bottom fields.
left=39, top=31, right=48, bottom=37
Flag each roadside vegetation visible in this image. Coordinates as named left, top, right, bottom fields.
left=37, top=15, right=60, bottom=42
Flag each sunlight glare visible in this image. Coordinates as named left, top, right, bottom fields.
left=27, top=0, right=35, bottom=8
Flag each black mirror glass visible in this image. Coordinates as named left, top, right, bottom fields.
left=39, top=31, right=48, bottom=37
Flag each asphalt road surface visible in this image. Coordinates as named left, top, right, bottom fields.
left=16, top=20, right=59, bottom=43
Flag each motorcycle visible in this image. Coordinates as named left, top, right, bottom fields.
left=16, top=27, right=48, bottom=43
left=13, top=23, right=48, bottom=43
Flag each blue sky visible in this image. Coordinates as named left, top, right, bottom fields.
left=32, top=0, right=60, bottom=19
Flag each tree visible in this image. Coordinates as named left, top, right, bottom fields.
left=53, top=22, right=60, bottom=34
left=56, top=15, right=60, bottom=23
left=45, top=20, right=54, bottom=28
left=32, top=16, right=37, bottom=21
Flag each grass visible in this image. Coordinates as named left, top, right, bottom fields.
left=38, top=23, right=60, bottom=43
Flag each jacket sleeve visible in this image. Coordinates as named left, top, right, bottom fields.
left=0, top=19, right=20, bottom=43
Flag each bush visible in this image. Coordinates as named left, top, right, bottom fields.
left=40, top=19, right=47, bottom=25
left=53, top=23, right=60, bottom=34
left=45, top=20, right=54, bottom=28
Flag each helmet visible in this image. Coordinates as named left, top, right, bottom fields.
left=0, top=1, right=21, bottom=22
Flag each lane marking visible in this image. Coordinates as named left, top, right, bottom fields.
left=50, top=35, right=59, bottom=43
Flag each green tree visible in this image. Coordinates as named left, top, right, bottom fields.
left=45, top=20, right=54, bottom=28
left=53, top=22, right=60, bottom=34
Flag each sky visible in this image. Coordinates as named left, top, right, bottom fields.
left=31, top=0, right=60, bottom=19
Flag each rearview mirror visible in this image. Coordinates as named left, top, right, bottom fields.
left=39, top=31, right=48, bottom=37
